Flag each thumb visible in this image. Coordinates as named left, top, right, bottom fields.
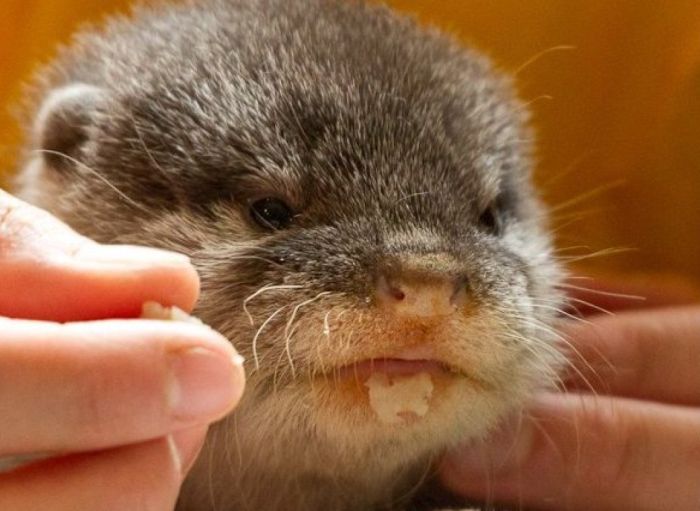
left=0, top=189, right=199, bottom=321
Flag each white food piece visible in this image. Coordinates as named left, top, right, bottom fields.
left=140, top=301, right=203, bottom=324
left=364, top=372, right=434, bottom=425
left=141, top=302, right=245, bottom=368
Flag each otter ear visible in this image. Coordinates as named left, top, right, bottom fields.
left=33, top=83, right=106, bottom=172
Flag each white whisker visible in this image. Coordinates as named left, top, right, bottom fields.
left=251, top=305, right=290, bottom=371
left=243, top=284, right=304, bottom=325
left=556, top=282, right=645, bottom=302
left=283, top=292, right=332, bottom=377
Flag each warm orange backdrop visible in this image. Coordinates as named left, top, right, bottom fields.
left=2, top=1, right=699, bottom=285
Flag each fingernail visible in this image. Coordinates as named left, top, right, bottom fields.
left=444, top=416, right=533, bottom=476
left=76, top=243, right=191, bottom=268
left=168, top=347, right=245, bottom=421
left=168, top=426, right=208, bottom=478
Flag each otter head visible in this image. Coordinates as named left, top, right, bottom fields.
left=19, top=0, right=565, bottom=505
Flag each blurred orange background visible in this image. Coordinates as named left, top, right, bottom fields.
left=1, top=0, right=699, bottom=288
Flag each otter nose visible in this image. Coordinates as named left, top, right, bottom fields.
left=376, top=272, right=468, bottom=317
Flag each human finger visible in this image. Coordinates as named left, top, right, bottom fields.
left=0, top=317, right=244, bottom=455
left=561, top=306, right=700, bottom=405
left=0, top=426, right=207, bottom=511
left=0, top=188, right=198, bottom=321
left=441, top=393, right=700, bottom=511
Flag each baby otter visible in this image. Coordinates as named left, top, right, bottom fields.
left=16, top=0, right=565, bottom=509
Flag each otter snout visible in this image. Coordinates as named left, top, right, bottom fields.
left=376, top=261, right=469, bottom=317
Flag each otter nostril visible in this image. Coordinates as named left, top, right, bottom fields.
left=389, top=286, right=406, bottom=301
left=377, top=274, right=406, bottom=302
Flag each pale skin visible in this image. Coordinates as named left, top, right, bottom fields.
left=0, top=189, right=245, bottom=510
left=1, top=189, right=698, bottom=511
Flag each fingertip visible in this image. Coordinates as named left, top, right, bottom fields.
left=0, top=188, right=202, bottom=320
left=167, top=344, right=246, bottom=423
left=72, top=243, right=201, bottom=314
left=140, top=258, right=201, bottom=313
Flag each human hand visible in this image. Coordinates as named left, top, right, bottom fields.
left=440, top=278, right=700, bottom=511
left=0, top=189, right=245, bottom=510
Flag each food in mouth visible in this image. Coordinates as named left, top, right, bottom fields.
left=330, top=357, right=455, bottom=424
left=365, top=371, right=434, bottom=425
left=140, top=301, right=203, bottom=324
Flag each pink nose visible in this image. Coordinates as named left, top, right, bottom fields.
left=376, top=273, right=468, bottom=317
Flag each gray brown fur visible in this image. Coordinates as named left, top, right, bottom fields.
left=15, top=1, right=565, bottom=509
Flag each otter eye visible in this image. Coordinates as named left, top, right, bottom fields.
left=478, top=204, right=503, bottom=236
left=250, top=198, right=294, bottom=230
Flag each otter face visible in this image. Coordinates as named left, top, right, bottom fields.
left=19, top=0, right=564, bottom=488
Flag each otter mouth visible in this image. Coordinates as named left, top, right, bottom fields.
left=312, top=347, right=481, bottom=426
left=331, top=356, right=462, bottom=426
left=334, top=358, right=452, bottom=382
left=329, top=344, right=462, bottom=381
